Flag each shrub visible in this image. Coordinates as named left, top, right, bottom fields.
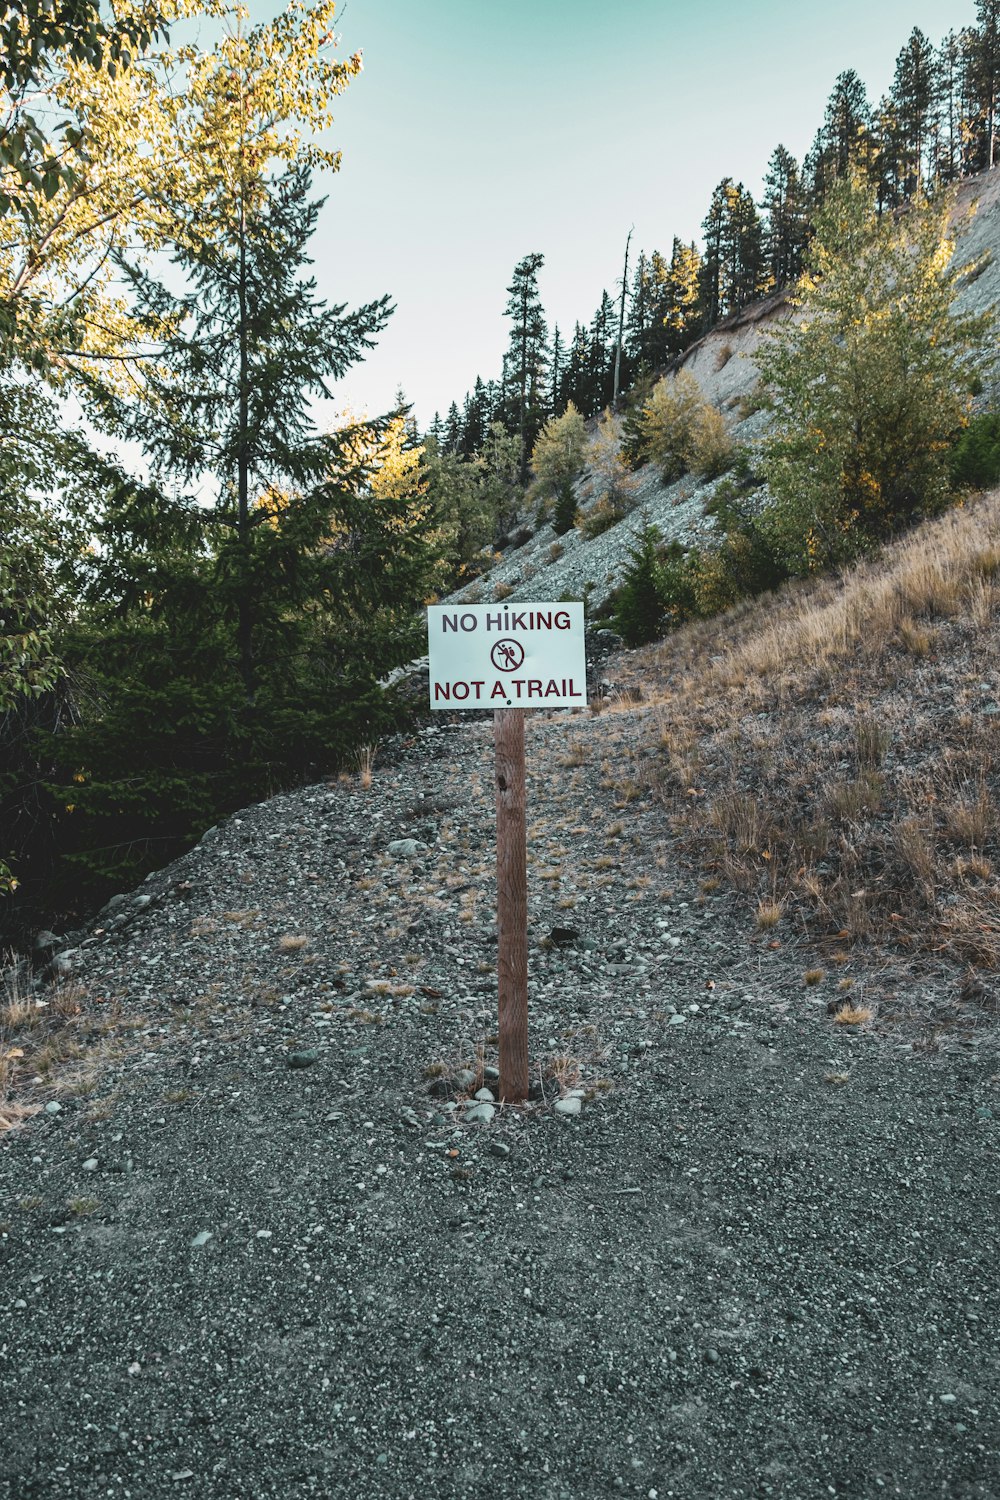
left=612, top=529, right=700, bottom=647
left=949, top=413, right=1000, bottom=491
left=690, top=405, right=734, bottom=479
left=551, top=479, right=579, bottom=535
left=613, top=529, right=666, bottom=646
left=640, top=371, right=705, bottom=481
left=579, top=495, right=627, bottom=539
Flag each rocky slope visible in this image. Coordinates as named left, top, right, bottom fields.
left=453, top=166, right=1000, bottom=617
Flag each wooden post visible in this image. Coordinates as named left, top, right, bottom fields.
left=494, top=707, right=529, bottom=1102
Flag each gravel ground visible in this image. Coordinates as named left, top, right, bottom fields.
left=2, top=698, right=1000, bottom=1500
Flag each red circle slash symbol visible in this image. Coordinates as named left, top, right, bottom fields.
left=491, top=638, right=525, bottom=672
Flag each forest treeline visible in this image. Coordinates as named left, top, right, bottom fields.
left=1, top=1, right=999, bottom=943
left=435, top=8, right=1000, bottom=468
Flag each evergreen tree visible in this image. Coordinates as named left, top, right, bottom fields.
left=587, top=290, right=616, bottom=413
left=891, top=27, right=938, bottom=196
left=662, top=239, right=703, bottom=354
left=625, top=250, right=654, bottom=370
left=700, top=180, right=730, bottom=329
left=502, top=251, right=548, bottom=480
left=562, top=321, right=591, bottom=415
left=935, top=31, right=966, bottom=182
left=762, top=146, right=809, bottom=286
left=822, top=69, right=872, bottom=178
left=114, top=165, right=393, bottom=711
left=973, top=0, right=1000, bottom=169
left=613, top=528, right=667, bottom=646
left=444, top=401, right=462, bottom=453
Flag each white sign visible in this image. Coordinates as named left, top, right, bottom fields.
left=427, top=602, right=587, bottom=710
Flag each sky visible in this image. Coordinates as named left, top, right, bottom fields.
left=251, top=0, right=979, bottom=430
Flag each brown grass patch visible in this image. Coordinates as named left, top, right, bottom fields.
left=628, top=489, right=1000, bottom=971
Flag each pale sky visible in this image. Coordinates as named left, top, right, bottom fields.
left=262, top=0, right=978, bottom=429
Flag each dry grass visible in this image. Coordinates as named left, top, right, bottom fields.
left=354, top=740, right=380, bottom=790
left=1, top=960, right=114, bottom=1130
left=630, top=489, right=1000, bottom=969
left=833, top=1004, right=874, bottom=1026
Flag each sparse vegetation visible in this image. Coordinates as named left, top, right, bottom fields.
left=636, top=488, right=1000, bottom=968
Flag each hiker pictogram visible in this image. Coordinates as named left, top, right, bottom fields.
left=491, top=638, right=525, bottom=672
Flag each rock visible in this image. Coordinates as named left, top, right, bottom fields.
left=548, top=926, right=580, bottom=948
left=33, top=930, right=61, bottom=958
left=44, top=1101, right=62, bottom=1115
left=82, top=1158, right=98, bottom=1172
left=669, top=1013, right=687, bottom=1026
left=190, top=1231, right=213, bottom=1248
left=49, top=950, right=78, bottom=978
left=455, top=1068, right=477, bottom=1091
left=554, top=1096, right=582, bottom=1117
left=465, top=1102, right=495, bottom=1124
left=387, top=839, right=427, bottom=858
left=489, top=1141, right=511, bottom=1159
left=482, top=1065, right=501, bottom=1083
left=286, top=1049, right=320, bottom=1069
left=474, top=1088, right=495, bottom=1103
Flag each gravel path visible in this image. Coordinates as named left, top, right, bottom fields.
left=2, top=702, right=999, bottom=1500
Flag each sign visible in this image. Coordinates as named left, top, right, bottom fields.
left=427, top=602, right=587, bottom=710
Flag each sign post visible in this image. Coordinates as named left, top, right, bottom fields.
left=427, top=602, right=587, bottom=1103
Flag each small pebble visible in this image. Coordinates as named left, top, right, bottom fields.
left=82, top=1158, right=98, bottom=1172
left=554, top=1097, right=582, bottom=1117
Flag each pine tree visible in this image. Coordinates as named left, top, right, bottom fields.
left=549, top=324, right=564, bottom=415
left=502, top=252, right=548, bottom=480
left=891, top=28, right=939, bottom=196
left=444, top=402, right=462, bottom=453
left=587, top=291, right=616, bottom=413
left=974, top=0, right=1000, bottom=169
left=935, top=31, right=966, bottom=182
left=662, top=240, right=703, bottom=353
left=822, top=70, right=872, bottom=178
left=762, top=146, right=808, bottom=286
left=700, top=180, right=730, bottom=329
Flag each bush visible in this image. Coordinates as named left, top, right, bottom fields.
left=949, top=413, right=1000, bottom=490
left=638, top=371, right=732, bottom=483
left=613, top=529, right=667, bottom=646
left=640, top=371, right=705, bottom=481
left=690, top=405, right=734, bottom=479
left=551, top=480, right=578, bottom=535
left=612, top=529, right=700, bottom=647
left=579, top=495, right=627, bottom=539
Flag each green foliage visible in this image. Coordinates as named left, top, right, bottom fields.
left=579, top=495, right=628, bottom=540
left=531, top=401, right=586, bottom=500
left=689, top=404, right=735, bottom=479
left=612, top=528, right=700, bottom=647
left=755, top=170, right=992, bottom=574
left=420, top=441, right=494, bottom=581
left=613, top=529, right=665, bottom=645
left=949, top=412, right=1000, bottom=490
left=0, top=0, right=164, bottom=222
left=638, top=371, right=732, bottom=482
left=551, top=480, right=579, bottom=536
